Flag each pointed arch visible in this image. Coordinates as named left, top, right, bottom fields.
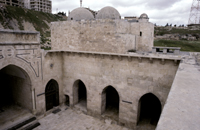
left=137, top=93, right=162, bottom=126
left=101, top=85, right=120, bottom=120
left=45, top=79, right=59, bottom=111
left=73, top=79, right=87, bottom=110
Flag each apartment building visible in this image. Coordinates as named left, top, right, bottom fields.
left=28, top=0, right=51, bottom=13
left=0, top=0, right=52, bottom=13
left=0, top=0, right=24, bottom=7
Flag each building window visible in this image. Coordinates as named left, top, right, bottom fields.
left=140, top=31, right=142, bottom=36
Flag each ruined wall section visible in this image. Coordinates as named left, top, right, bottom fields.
left=61, top=52, right=179, bottom=128
left=51, top=20, right=154, bottom=53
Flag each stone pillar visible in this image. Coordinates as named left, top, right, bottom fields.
left=32, top=88, right=36, bottom=114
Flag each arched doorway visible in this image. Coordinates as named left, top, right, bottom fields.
left=73, top=80, right=87, bottom=111
left=0, top=65, right=33, bottom=122
left=45, top=79, right=59, bottom=111
left=101, top=86, right=119, bottom=121
left=137, top=93, right=162, bottom=126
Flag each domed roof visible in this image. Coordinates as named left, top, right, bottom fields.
left=68, top=7, right=94, bottom=21
left=96, top=6, right=121, bottom=19
left=139, top=13, right=149, bottom=19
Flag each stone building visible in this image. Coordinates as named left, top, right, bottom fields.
left=0, top=6, right=200, bottom=130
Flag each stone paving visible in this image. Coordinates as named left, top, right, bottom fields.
left=0, top=104, right=33, bottom=130
left=34, top=106, right=129, bottom=130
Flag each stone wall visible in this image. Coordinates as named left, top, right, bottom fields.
left=42, top=52, right=64, bottom=111
left=44, top=51, right=180, bottom=128
left=0, top=30, right=43, bottom=114
left=51, top=19, right=154, bottom=53
left=0, top=30, right=40, bottom=44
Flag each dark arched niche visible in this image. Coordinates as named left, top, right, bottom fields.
left=45, top=79, right=59, bottom=111
left=137, top=93, right=162, bottom=126
left=101, top=86, right=119, bottom=120
left=0, top=65, right=32, bottom=111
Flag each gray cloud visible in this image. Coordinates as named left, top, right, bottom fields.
left=52, top=0, right=192, bottom=26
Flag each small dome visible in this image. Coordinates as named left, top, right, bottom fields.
left=139, top=13, right=149, bottom=19
left=68, top=7, right=94, bottom=21
left=96, top=6, right=121, bottom=19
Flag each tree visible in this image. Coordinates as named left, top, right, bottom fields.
left=165, top=23, right=169, bottom=27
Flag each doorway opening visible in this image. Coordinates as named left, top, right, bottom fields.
left=101, top=86, right=119, bottom=121
left=73, top=80, right=87, bottom=112
left=0, top=65, right=33, bottom=128
left=45, top=79, right=59, bottom=111
left=137, top=93, right=162, bottom=127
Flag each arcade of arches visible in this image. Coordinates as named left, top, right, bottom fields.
left=0, top=65, right=163, bottom=129
left=0, top=66, right=162, bottom=128
left=53, top=79, right=162, bottom=127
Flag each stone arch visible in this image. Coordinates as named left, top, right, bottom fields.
left=101, top=85, right=120, bottom=121
left=0, top=64, right=33, bottom=112
left=0, top=57, right=37, bottom=88
left=73, top=79, right=87, bottom=111
left=45, top=79, right=59, bottom=111
left=136, top=91, right=164, bottom=107
left=137, top=93, right=162, bottom=126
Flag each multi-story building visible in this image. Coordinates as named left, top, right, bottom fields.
left=28, top=0, right=51, bottom=13
left=0, top=0, right=51, bottom=13
left=0, top=0, right=24, bottom=7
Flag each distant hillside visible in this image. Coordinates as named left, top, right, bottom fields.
left=154, top=26, right=200, bottom=52
left=0, top=4, right=65, bottom=49
left=155, top=26, right=200, bottom=36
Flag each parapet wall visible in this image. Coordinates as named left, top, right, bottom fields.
left=0, top=29, right=40, bottom=44
left=51, top=19, right=154, bottom=54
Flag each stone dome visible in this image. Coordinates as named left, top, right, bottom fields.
left=96, top=6, right=121, bottom=19
left=139, top=13, right=149, bottom=19
left=68, top=7, right=94, bottom=21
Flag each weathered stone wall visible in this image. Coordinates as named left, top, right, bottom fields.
left=50, top=51, right=180, bottom=128
left=0, top=30, right=43, bottom=115
left=0, top=30, right=40, bottom=44
left=139, top=22, right=154, bottom=52
left=157, top=54, right=200, bottom=130
left=42, top=52, right=64, bottom=110
left=51, top=20, right=154, bottom=53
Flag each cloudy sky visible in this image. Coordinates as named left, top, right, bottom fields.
left=52, top=0, right=192, bottom=26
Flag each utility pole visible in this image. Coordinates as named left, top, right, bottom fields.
left=188, top=0, right=200, bottom=25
